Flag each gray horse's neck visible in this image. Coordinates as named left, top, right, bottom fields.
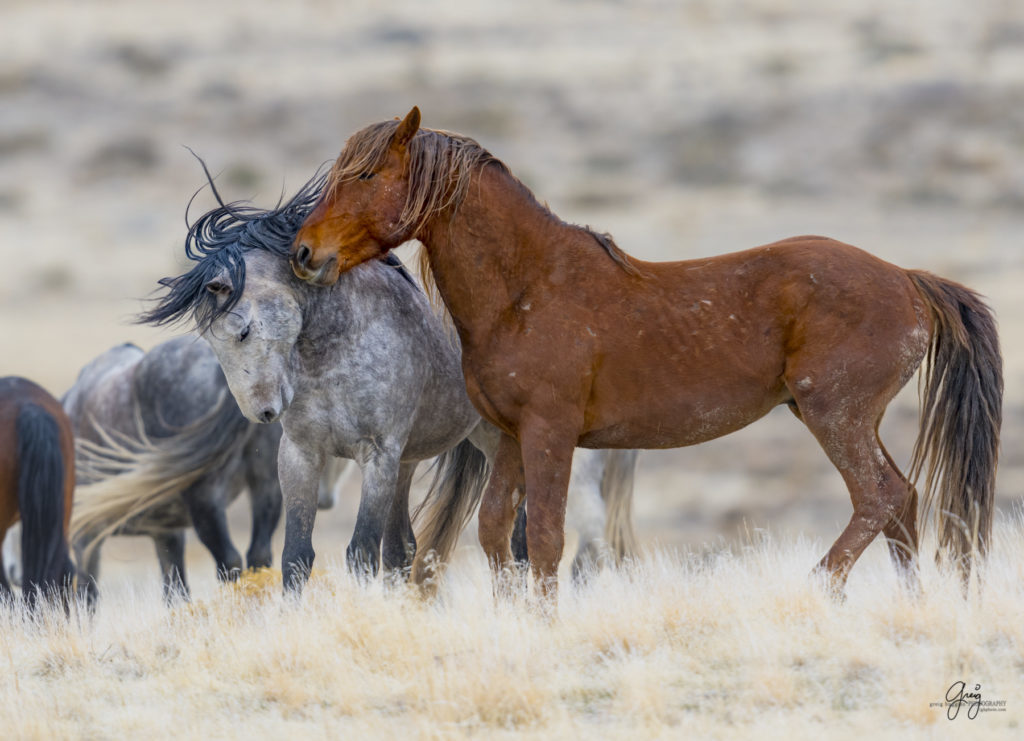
left=295, top=273, right=349, bottom=345
left=306, top=258, right=423, bottom=331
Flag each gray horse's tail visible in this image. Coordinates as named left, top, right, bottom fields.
left=906, top=270, right=1002, bottom=587
left=70, top=390, right=249, bottom=558
left=602, top=449, right=639, bottom=561
left=410, top=439, right=490, bottom=585
left=15, top=403, right=75, bottom=606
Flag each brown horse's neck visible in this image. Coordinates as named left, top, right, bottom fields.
left=417, top=165, right=585, bottom=345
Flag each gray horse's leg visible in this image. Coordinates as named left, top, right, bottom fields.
left=317, top=457, right=354, bottom=511
left=246, top=479, right=281, bottom=571
left=567, top=449, right=610, bottom=582
left=278, top=434, right=323, bottom=594
left=347, top=446, right=403, bottom=578
left=244, top=426, right=282, bottom=570
left=2, top=524, right=21, bottom=588
left=152, top=530, right=189, bottom=604
left=181, top=481, right=243, bottom=582
left=74, top=535, right=104, bottom=609
left=381, top=461, right=417, bottom=576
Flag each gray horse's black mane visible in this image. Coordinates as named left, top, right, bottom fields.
left=139, top=159, right=417, bottom=331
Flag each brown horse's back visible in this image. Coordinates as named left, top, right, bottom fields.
left=540, top=236, right=931, bottom=449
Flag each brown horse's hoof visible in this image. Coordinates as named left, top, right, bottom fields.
left=808, top=566, right=847, bottom=603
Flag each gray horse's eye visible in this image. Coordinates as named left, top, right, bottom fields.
left=239, top=325, right=250, bottom=342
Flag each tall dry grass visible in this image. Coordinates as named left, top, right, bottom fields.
left=0, top=516, right=1021, bottom=740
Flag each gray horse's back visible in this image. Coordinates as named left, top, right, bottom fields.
left=63, top=342, right=145, bottom=449
left=133, top=336, right=239, bottom=435
left=67, top=336, right=255, bottom=536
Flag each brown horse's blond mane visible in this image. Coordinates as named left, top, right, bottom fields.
left=330, top=120, right=503, bottom=338
left=414, top=243, right=456, bottom=343
left=328, top=120, right=503, bottom=239
left=327, top=119, right=641, bottom=284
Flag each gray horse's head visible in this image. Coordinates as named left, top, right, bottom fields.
left=140, top=159, right=419, bottom=424
left=138, top=161, right=325, bottom=423
left=203, top=252, right=300, bottom=423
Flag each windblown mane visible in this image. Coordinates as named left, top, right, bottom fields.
left=140, top=160, right=418, bottom=332
left=328, top=120, right=640, bottom=279
left=138, top=160, right=328, bottom=330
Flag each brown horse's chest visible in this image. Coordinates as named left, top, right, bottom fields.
left=460, top=321, right=593, bottom=434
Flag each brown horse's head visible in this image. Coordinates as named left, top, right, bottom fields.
left=292, top=107, right=422, bottom=286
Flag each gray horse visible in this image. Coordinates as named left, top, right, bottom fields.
left=61, top=336, right=283, bottom=604
left=142, top=171, right=638, bottom=593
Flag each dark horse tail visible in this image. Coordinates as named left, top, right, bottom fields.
left=907, top=271, right=1002, bottom=585
left=410, top=438, right=491, bottom=587
left=16, top=403, right=74, bottom=605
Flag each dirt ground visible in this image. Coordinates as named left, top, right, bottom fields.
left=1, top=0, right=1021, bottom=590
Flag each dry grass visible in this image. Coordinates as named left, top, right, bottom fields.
left=0, top=519, right=1021, bottom=739
left=0, top=2, right=1023, bottom=737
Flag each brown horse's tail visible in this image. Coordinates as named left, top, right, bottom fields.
left=15, top=403, right=75, bottom=607
left=601, top=449, right=639, bottom=561
left=906, top=270, right=1002, bottom=585
left=410, top=438, right=490, bottom=587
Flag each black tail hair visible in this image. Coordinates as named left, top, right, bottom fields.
left=16, top=403, right=74, bottom=606
left=410, top=439, right=491, bottom=587
left=907, top=270, right=1002, bottom=587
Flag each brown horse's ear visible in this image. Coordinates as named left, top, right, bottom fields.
left=392, top=106, right=421, bottom=152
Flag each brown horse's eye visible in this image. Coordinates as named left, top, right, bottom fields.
left=358, top=171, right=376, bottom=181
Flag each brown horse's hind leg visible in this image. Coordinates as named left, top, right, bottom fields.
left=789, top=370, right=914, bottom=597
left=879, top=444, right=921, bottom=593
left=809, top=423, right=910, bottom=597
left=478, top=432, right=525, bottom=591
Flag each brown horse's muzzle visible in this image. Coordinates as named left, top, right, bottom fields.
left=291, top=244, right=338, bottom=286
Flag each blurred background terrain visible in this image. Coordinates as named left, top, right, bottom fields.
left=1, top=0, right=1021, bottom=591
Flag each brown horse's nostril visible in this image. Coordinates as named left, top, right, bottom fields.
left=295, top=244, right=311, bottom=268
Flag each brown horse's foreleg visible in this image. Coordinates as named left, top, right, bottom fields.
left=519, top=417, right=576, bottom=611
left=477, top=432, right=525, bottom=591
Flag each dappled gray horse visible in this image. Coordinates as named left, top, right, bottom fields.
left=142, top=171, right=637, bottom=593
left=62, top=336, right=283, bottom=604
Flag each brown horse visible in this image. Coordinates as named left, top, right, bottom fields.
left=291, top=107, right=1002, bottom=604
left=0, top=377, right=76, bottom=607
